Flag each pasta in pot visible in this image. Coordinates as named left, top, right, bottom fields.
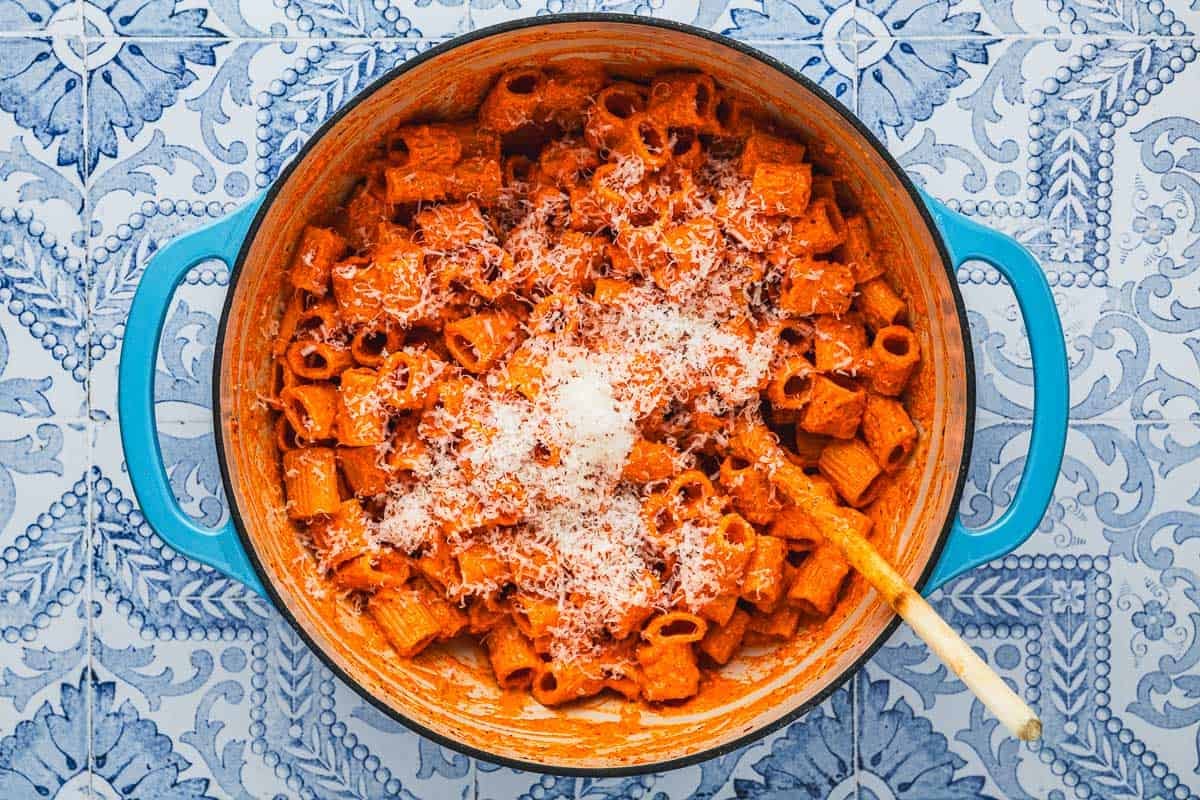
left=269, top=65, right=923, bottom=707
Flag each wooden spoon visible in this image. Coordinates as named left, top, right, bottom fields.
left=733, top=424, right=1042, bottom=742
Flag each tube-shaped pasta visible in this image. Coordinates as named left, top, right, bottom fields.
left=861, top=394, right=918, bottom=472
left=538, top=65, right=607, bottom=129
left=308, top=498, right=371, bottom=570
left=818, top=437, right=885, bottom=508
left=336, top=368, right=388, bottom=447
left=608, top=572, right=659, bottom=639
left=748, top=604, right=802, bottom=639
left=369, top=587, right=443, bottom=657
left=699, top=607, right=750, bottom=664
left=383, top=166, right=448, bottom=204
left=513, top=594, right=560, bottom=640
left=386, top=419, right=427, bottom=473
left=443, top=310, right=520, bottom=373
left=775, top=318, right=813, bottom=353
left=275, top=416, right=300, bottom=452
left=787, top=544, right=852, bottom=616
left=791, top=429, right=830, bottom=466
left=800, top=374, right=866, bottom=439
left=334, top=551, right=409, bottom=592
left=781, top=197, right=847, bottom=254
left=538, top=140, right=601, bottom=187
left=289, top=226, right=346, bottom=296
left=351, top=321, right=403, bottom=367
left=667, top=470, right=719, bottom=520
left=387, top=123, right=462, bottom=169
left=648, top=72, right=718, bottom=131
left=867, top=325, right=920, bottom=396
left=766, top=354, right=815, bottom=410
left=530, top=293, right=581, bottom=338
left=592, top=277, right=635, bottom=304
left=699, top=593, right=740, bottom=627
left=710, top=513, right=757, bottom=589
left=416, top=201, right=491, bottom=254
left=538, top=231, right=604, bottom=295
left=532, top=661, right=605, bottom=706
left=813, top=314, right=867, bottom=375
left=738, top=129, right=807, bottom=174
left=768, top=505, right=823, bottom=552
left=337, top=445, right=392, bottom=497
left=468, top=599, right=507, bottom=635
left=457, top=542, right=511, bottom=594
left=637, top=641, right=700, bottom=702
left=642, top=612, right=707, bottom=645
left=413, top=541, right=461, bottom=594
left=622, top=439, right=680, bottom=482
left=280, top=383, right=339, bottom=441
left=840, top=213, right=885, bottom=283
left=748, top=162, right=812, bottom=216
left=341, top=181, right=391, bottom=251
left=480, top=68, right=547, bottom=133
left=411, top=578, right=469, bottom=639
left=486, top=619, right=540, bottom=690
left=780, top=256, right=855, bottom=317
left=274, top=293, right=304, bottom=357
left=740, top=534, right=787, bottom=609
left=667, top=126, right=704, bottom=169
left=447, top=156, right=503, bottom=205
left=283, top=447, right=340, bottom=519
left=856, top=278, right=906, bottom=332
left=500, top=343, right=547, bottom=401
left=331, top=239, right=426, bottom=325
left=286, top=340, right=353, bottom=381
left=378, top=349, right=443, bottom=410
left=658, top=217, right=723, bottom=287
left=585, top=82, right=647, bottom=152
left=717, top=457, right=780, bottom=525
left=567, top=185, right=608, bottom=232
left=450, top=123, right=501, bottom=162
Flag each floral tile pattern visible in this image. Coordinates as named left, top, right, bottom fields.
left=0, top=0, right=1197, bottom=797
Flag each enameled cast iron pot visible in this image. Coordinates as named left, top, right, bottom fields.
left=118, top=16, right=1069, bottom=774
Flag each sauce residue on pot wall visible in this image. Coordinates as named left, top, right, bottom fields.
left=217, top=21, right=969, bottom=771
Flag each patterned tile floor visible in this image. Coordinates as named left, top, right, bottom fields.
left=0, top=0, right=1197, bottom=797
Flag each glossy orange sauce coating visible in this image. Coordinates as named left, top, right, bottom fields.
left=219, top=25, right=968, bottom=770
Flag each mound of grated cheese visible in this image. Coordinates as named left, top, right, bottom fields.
left=370, top=287, right=777, bottom=661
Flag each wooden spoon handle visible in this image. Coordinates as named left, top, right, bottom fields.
left=734, top=424, right=1042, bottom=741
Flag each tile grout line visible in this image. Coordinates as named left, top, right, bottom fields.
left=854, top=10, right=864, bottom=796
left=82, top=3, right=94, bottom=792
left=1, top=32, right=1197, bottom=42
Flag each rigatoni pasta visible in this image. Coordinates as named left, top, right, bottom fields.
left=269, top=66, right=924, bottom=708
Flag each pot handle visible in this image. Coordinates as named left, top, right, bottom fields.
left=118, top=196, right=267, bottom=597
left=918, top=190, right=1068, bottom=593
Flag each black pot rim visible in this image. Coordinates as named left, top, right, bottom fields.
left=213, top=12, right=976, bottom=778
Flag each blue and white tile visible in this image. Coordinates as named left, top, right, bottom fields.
left=715, top=0, right=857, bottom=41
left=232, top=0, right=464, bottom=39
left=0, top=33, right=89, bottom=418
left=64, top=0, right=456, bottom=39
left=0, top=624, right=96, bottom=799
left=1104, top=48, right=1200, bottom=424
left=88, top=416, right=478, bottom=799
left=1107, top=539, right=1200, bottom=786
left=0, top=420, right=88, bottom=644
left=738, top=40, right=856, bottom=108
left=463, top=0, right=855, bottom=37
left=86, top=39, right=431, bottom=422
left=0, top=418, right=91, bottom=800
left=862, top=35, right=1074, bottom=212
left=0, top=0, right=79, bottom=34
